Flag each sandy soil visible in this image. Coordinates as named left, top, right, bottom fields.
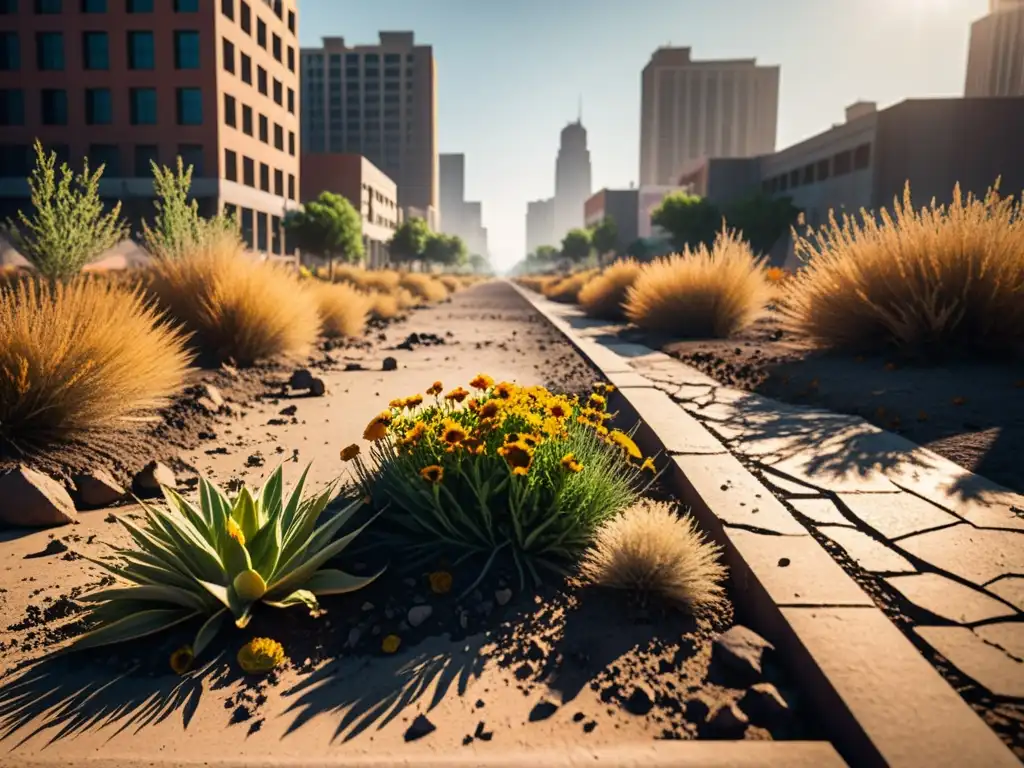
left=632, top=313, right=1024, bottom=494
left=0, top=283, right=819, bottom=763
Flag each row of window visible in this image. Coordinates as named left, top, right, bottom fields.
left=3, top=0, right=199, bottom=14
left=222, top=38, right=295, bottom=114
left=305, top=66, right=415, bottom=81
left=224, top=204, right=285, bottom=254
left=221, top=0, right=295, bottom=57
left=223, top=93, right=296, bottom=156
left=764, top=143, right=872, bottom=195
left=0, top=30, right=201, bottom=72
left=0, top=86, right=201, bottom=126
left=0, top=141, right=200, bottom=178
left=222, top=149, right=295, bottom=201
left=305, top=52, right=414, bottom=67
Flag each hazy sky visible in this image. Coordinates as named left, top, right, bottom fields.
left=299, top=0, right=989, bottom=269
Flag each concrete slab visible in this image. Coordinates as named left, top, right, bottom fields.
left=670, top=383, right=715, bottom=402
left=915, top=626, right=1024, bottom=698
left=788, top=498, right=855, bottom=527
left=673, top=454, right=807, bottom=535
left=603, top=370, right=655, bottom=389
left=817, top=526, right=916, bottom=574
left=727, top=529, right=873, bottom=607
left=836, top=492, right=960, bottom=540
left=987, top=577, right=1024, bottom=612
left=885, top=574, right=1017, bottom=624
left=974, top=622, right=1024, bottom=661
left=769, top=452, right=900, bottom=494
left=627, top=388, right=728, bottom=455
left=897, top=525, right=1024, bottom=586
left=782, top=607, right=1020, bottom=768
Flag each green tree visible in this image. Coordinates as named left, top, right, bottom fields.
left=469, top=253, right=490, bottom=273
left=143, top=156, right=238, bottom=259
left=535, top=244, right=560, bottom=262
left=422, top=232, right=466, bottom=268
left=561, top=228, right=592, bottom=263
left=625, top=238, right=649, bottom=260
left=590, top=216, right=619, bottom=260
left=651, top=192, right=721, bottom=251
left=283, top=192, right=364, bottom=278
left=724, top=194, right=802, bottom=255
left=4, top=141, right=127, bottom=280
left=389, top=217, right=431, bottom=266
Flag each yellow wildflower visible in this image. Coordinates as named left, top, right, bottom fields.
left=445, top=386, right=470, bottom=403
left=389, top=397, right=407, bottom=409
left=470, top=373, right=494, bottom=390
left=478, top=400, right=502, bottom=420
left=560, top=453, right=583, bottom=473
left=237, top=637, right=286, bottom=674
left=420, top=465, right=444, bottom=484
left=429, top=571, right=453, bottom=594
left=403, top=421, right=427, bottom=444
left=406, top=394, right=424, bottom=408
left=363, top=411, right=392, bottom=441
left=641, top=457, right=656, bottom=473
left=170, top=645, right=194, bottom=675
left=463, top=435, right=486, bottom=455
left=588, top=393, right=607, bottom=410
left=494, top=381, right=515, bottom=400
left=227, top=517, right=246, bottom=546
left=608, top=430, right=642, bottom=459
left=427, top=381, right=443, bottom=396
left=340, top=443, right=361, bottom=461
left=440, top=418, right=468, bottom=446
left=548, top=402, right=569, bottom=419
left=381, top=634, right=401, bottom=654
left=498, top=441, right=534, bottom=475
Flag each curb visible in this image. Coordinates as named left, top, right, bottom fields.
left=510, top=282, right=1019, bottom=768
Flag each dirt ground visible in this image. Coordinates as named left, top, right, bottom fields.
left=632, top=313, right=1024, bottom=494
left=0, top=282, right=818, bottom=763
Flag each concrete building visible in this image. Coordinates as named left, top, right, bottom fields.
left=965, top=0, right=1024, bottom=96
left=639, top=46, right=779, bottom=186
left=439, top=152, right=488, bottom=258
left=583, top=188, right=639, bottom=252
left=0, top=0, right=300, bottom=257
left=300, top=32, right=438, bottom=230
left=553, top=119, right=592, bottom=242
left=299, top=152, right=399, bottom=268
left=525, top=197, right=555, bottom=255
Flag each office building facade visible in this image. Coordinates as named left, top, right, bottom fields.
left=583, top=188, right=639, bottom=252
left=0, top=0, right=300, bottom=257
left=525, top=196, right=555, bottom=255
left=965, top=0, right=1024, bottom=96
left=639, top=46, right=779, bottom=187
left=300, top=32, right=438, bottom=229
left=438, top=152, right=488, bottom=258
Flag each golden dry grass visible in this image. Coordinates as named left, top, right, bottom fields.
left=579, top=500, right=727, bottom=611
left=366, top=290, right=402, bottom=320
left=578, top=259, right=643, bottom=320
left=400, top=273, right=449, bottom=303
left=625, top=231, right=771, bottom=337
left=781, top=183, right=1024, bottom=357
left=332, top=265, right=404, bottom=294
left=309, top=280, right=371, bottom=338
left=514, top=275, right=551, bottom=292
left=542, top=269, right=599, bottom=304
left=0, top=275, right=192, bottom=446
left=146, top=237, right=320, bottom=366
left=438, top=275, right=462, bottom=293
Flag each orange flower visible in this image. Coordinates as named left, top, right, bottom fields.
left=548, top=402, right=568, bottom=419
left=445, top=386, right=470, bottom=403
left=470, top=374, right=494, bottom=390
left=363, top=411, right=392, bottom=441
left=426, top=381, right=443, bottom=396
left=587, top=393, right=607, bottom=410
left=420, top=465, right=444, bottom=484
left=403, top=421, right=427, bottom=444
left=498, top=441, right=534, bottom=475
left=494, top=382, right=515, bottom=400
left=440, top=418, right=468, bottom=446
left=462, top=436, right=486, bottom=455
left=381, top=634, right=401, bottom=654
left=560, top=453, right=583, bottom=473
left=389, top=397, right=407, bottom=409
left=429, top=571, right=453, bottom=594
left=479, top=400, right=501, bottom=420
left=340, top=443, right=360, bottom=461
left=406, top=394, right=424, bottom=407
left=608, top=430, right=642, bottom=459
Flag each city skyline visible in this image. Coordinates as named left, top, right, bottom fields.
left=299, top=0, right=989, bottom=270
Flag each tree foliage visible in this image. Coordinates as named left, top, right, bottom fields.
left=468, top=253, right=490, bottom=273
left=726, top=194, right=802, bottom=255
left=651, top=192, right=721, bottom=252
left=389, top=217, right=431, bottom=264
left=561, top=228, right=593, bottom=262
left=283, top=191, right=364, bottom=273
left=4, top=141, right=127, bottom=280
left=590, top=216, right=619, bottom=257
left=423, top=232, right=467, bottom=267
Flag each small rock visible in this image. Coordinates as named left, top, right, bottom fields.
left=408, top=605, right=433, bottom=627
left=71, top=469, right=126, bottom=510
left=289, top=369, right=315, bottom=390
left=309, top=378, right=327, bottom=397
left=474, top=720, right=493, bottom=741
left=495, top=588, right=512, bottom=606
left=0, top=466, right=77, bottom=527
left=279, top=404, right=297, bottom=416
left=739, top=682, right=791, bottom=727
left=703, top=702, right=749, bottom=739
left=197, top=396, right=221, bottom=413
left=344, top=362, right=364, bottom=371
left=404, top=713, right=436, bottom=741
left=347, top=628, right=361, bottom=648
left=528, top=699, right=559, bottom=722
left=203, top=383, right=225, bottom=408
left=24, top=539, right=70, bottom=559
left=382, top=357, right=398, bottom=371
left=133, top=461, right=175, bottom=496
left=361, top=601, right=374, bottom=612
left=711, top=625, right=774, bottom=683
left=623, top=683, right=655, bottom=715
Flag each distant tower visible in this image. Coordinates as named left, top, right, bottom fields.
left=553, top=119, right=592, bottom=243
left=967, top=1, right=1024, bottom=96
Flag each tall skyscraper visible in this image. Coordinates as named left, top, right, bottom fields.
left=438, top=153, right=488, bottom=257
left=639, top=47, right=779, bottom=186
left=301, top=32, right=438, bottom=228
left=553, top=119, right=592, bottom=242
left=0, top=0, right=300, bottom=256
left=526, top=197, right=555, bottom=255
left=965, top=1, right=1024, bottom=96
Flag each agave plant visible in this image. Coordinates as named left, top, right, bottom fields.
left=71, top=465, right=380, bottom=659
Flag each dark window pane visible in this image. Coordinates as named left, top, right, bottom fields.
left=240, top=1, right=250, bottom=33
left=176, top=87, right=202, bottom=125
left=0, top=0, right=18, bottom=13
left=242, top=104, right=252, bottom=134
left=259, top=162, right=269, bottom=191
left=0, top=89, right=25, bottom=125
left=224, top=148, right=237, bottom=181
left=88, top=144, right=119, bottom=176
left=173, top=0, right=198, bottom=11
left=287, top=9, right=294, bottom=34
left=259, top=113, right=267, bottom=142
left=85, top=88, right=112, bottom=124
left=273, top=168, right=282, bottom=195
left=36, top=32, right=64, bottom=70
left=127, top=31, right=154, bottom=69
left=272, top=33, right=281, bottom=61
left=273, top=78, right=282, bottom=105
left=82, top=0, right=106, bottom=9
left=0, top=32, right=18, bottom=71
left=82, top=31, right=108, bottom=69
left=242, top=156, right=254, bottom=186
left=273, top=123, right=283, bottom=150
left=240, top=53, right=251, bottom=83
left=256, top=211, right=267, bottom=250
left=257, top=66, right=267, bottom=94
left=287, top=46, right=294, bottom=72
left=177, top=144, right=203, bottom=176
left=240, top=207, right=253, bottom=247
left=0, top=144, right=29, bottom=176
left=287, top=87, right=294, bottom=114
left=288, top=131, right=294, bottom=156
left=256, top=18, right=266, bottom=47
left=129, top=87, right=157, bottom=124
left=126, top=0, right=152, bottom=11
left=40, top=88, right=67, bottom=124
left=222, top=38, right=234, bottom=73
left=223, top=93, right=236, bottom=126
left=134, top=144, right=158, bottom=176
left=174, top=30, right=199, bottom=69
left=221, top=0, right=232, bottom=18
left=35, top=0, right=60, bottom=11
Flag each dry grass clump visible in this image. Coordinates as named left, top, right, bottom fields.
left=366, top=290, right=402, bottom=320
left=439, top=275, right=462, bottom=293
left=515, top=275, right=551, bottom=292
left=309, top=280, right=371, bottom=338
left=0, top=275, right=192, bottom=446
left=625, top=231, right=771, bottom=337
left=578, top=259, right=642, bottom=320
left=781, top=183, right=1024, bottom=358
left=542, top=269, right=599, bottom=304
left=579, top=500, right=727, bottom=611
left=146, top=236, right=319, bottom=366
left=400, top=273, right=449, bottom=303
left=332, top=265, right=403, bottom=294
